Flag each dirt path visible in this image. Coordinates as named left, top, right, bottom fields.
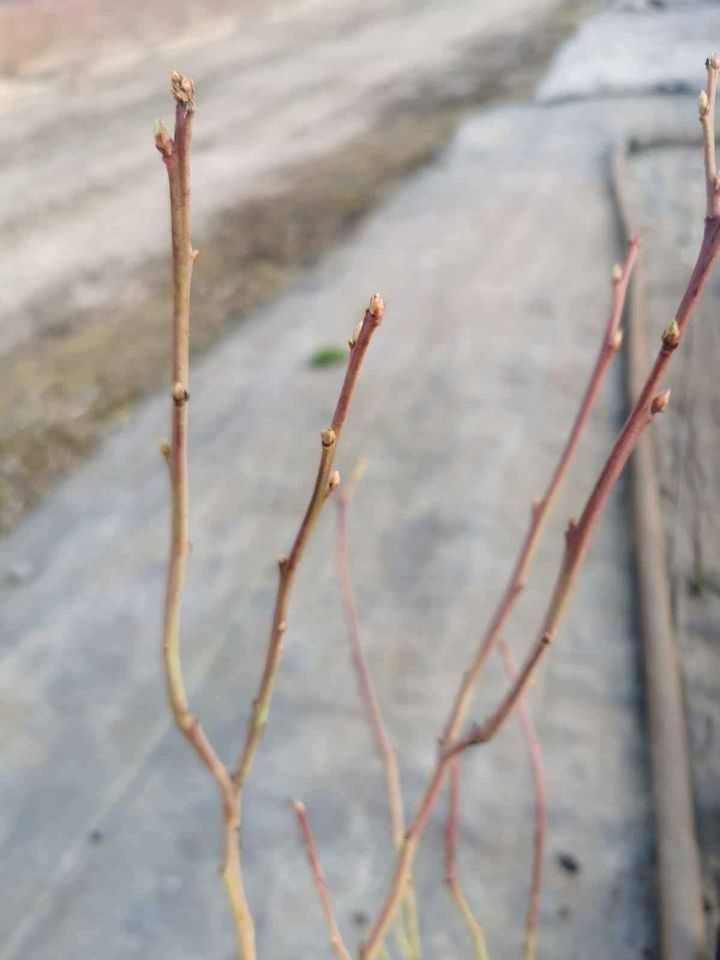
left=0, top=0, right=592, bottom=534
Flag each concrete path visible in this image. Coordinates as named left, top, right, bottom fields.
left=1, top=3, right=718, bottom=959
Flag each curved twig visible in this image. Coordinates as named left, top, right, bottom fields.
left=293, top=801, right=354, bottom=960
left=335, top=474, right=421, bottom=960
left=157, top=73, right=257, bottom=960
left=360, top=59, right=720, bottom=960
left=232, top=294, right=384, bottom=796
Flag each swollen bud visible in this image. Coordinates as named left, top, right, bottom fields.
left=651, top=389, right=671, bottom=415
left=611, top=329, right=624, bottom=352
left=368, top=293, right=385, bottom=322
left=171, top=71, right=195, bottom=108
left=699, top=90, right=710, bottom=119
left=154, top=121, right=173, bottom=158
left=611, top=264, right=623, bottom=284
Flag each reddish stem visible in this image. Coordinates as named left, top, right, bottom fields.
left=441, top=237, right=638, bottom=751
left=293, top=801, right=353, bottom=960
left=335, top=489, right=405, bottom=848
left=500, top=639, right=546, bottom=960
left=232, top=296, right=384, bottom=794
left=362, top=134, right=720, bottom=960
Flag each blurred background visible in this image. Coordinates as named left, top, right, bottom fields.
left=2, top=1, right=720, bottom=958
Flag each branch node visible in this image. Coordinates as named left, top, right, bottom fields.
left=154, top=121, right=174, bottom=159
left=348, top=319, right=363, bottom=349
left=277, top=620, right=288, bottom=634
left=651, top=389, right=671, bottom=415
left=699, top=89, right=710, bottom=120
left=662, top=318, right=680, bottom=352
left=172, top=382, right=189, bottom=405
left=541, top=632, right=552, bottom=647
left=564, top=517, right=578, bottom=544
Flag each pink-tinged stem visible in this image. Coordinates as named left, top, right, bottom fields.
left=335, top=489, right=406, bottom=849
left=293, top=801, right=353, bottom=960
left=441, top=237, right=638, bottom=751
left=361, top=60, right=720, bottom=960
left=440, top=237, right=636, bottom=959
left=449, top=215, right=720, bottom=757
left=232, top=296, right=384, bottom=795
left=335, top=479, right=421, bottom=959
left=499, top=639, right=546, bottom=960
left=444, top=762, right=490, bottom=960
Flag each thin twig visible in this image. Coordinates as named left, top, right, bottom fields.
left=335, top=480, right=405, bottom=849
left=156, top=73, right=256, bottom=960
left=335, top=472, right=422, bottom=960
left=700, top=55, right=720, bottom=217
left=444, top=762, right=490, bottom=960
left=441, top=237, right=636, bottom=960
left=360, top=63, right=720, bottom=960
left=293, top=801, right=354, bottom=960
left=441, top=237, right=638, bottom=752
left=232, top=294, right=384, bottom=795
left=499, top=640, right=546, bottom=960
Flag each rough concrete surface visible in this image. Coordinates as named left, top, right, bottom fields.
left=539, top=1, right=720, bottom=101
left=2, top=2, right=720, bottom=959
left=623, top=142, right=720, bottom=943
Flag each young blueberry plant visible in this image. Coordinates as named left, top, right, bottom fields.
left=155, top=57, right=720, bottom=960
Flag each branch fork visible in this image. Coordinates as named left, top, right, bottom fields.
left=157, top=71, right=383, bottom=960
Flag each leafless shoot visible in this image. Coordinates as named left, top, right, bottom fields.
left=157, top=74, right=383, bottom=960
left=360, top=58, right=720, bottom=960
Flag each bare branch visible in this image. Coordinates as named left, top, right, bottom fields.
left=157, top=72, right=256, bottom=960
left=232, top=295, right=384, bottom=795
left=361, top=67, right=720, bottom=959
left=499, top=640, right=546, bottom=960
left=438, top=238, right=636, bottom=958
left=444, top=762, right=490, bottom=960
left=335, top=474, right=421, bottom=960
left=441, top=236, right=638, bottom=752
left=336, top=484, right=405, bottom=847
left=292, top=801, right=353, bottom=960
left=444, top=640, right=545, bottom=960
